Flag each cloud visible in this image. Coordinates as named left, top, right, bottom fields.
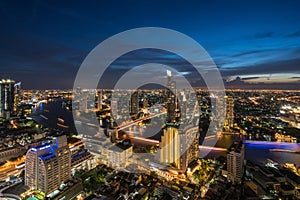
left=221, top=57, right=300, bottom=77
left=252, top=32, right=274, bottom=39
left=99, top=48, right=203, bottom=88
left=230, top=49, right=271, bottom=58
left=225, top=77, right=300, bottom=90
left=1, top=33, right=299, bottom=90
left=216, top=45, right=300, bottom=78
left=286, top=30, right=300, bottom=38
left=82, top=47, right=300, bottom=89
left=240, top=77, right=260, bottom=81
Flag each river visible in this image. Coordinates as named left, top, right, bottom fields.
left=204, top=135, right=300, bottom=166
left=32, top=100, right=300, bottom=167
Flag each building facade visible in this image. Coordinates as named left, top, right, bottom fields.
left=159, top=126, right=180, bottom=168
left=0, top=79, right=15, bottom=119
left=227, top=141, right=245, bottom=183
left=224, top=96, right=234, bottom=130
left=97, top=89, right=103, bottom=111
left=25, top=135, right=71, bottom=194
left=107, top=141, right=133, bottom=168
left=179, top=126, right=199, bottom=171
left=130, top=91, right=139, bottom=115
left=158, top=125, right=199, bottom=171
left=166, top=70, right=177, bottom=124
left=13, top=82, right=21, bottom=114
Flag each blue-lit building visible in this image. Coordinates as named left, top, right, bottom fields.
left=25, top=135, right=71, bottom=194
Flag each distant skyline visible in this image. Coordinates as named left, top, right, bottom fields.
left=0, top=0, right=300, bottom=89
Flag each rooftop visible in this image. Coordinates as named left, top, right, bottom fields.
left=39, top=150, right=56, bottom=161
left=228, top=140, right=244, bottom=153
left=108, top=142, right=132, bottom=152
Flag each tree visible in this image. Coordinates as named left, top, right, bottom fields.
left=193, top=169, right=207, bottom=187
left=93, top=169, right=105, bottom=184
left=145, top=145, right=155, bottom=153
left=150, top=171, right=158, bottom=178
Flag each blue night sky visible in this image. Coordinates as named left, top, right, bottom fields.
left=0, top=0, right=300, bottom=89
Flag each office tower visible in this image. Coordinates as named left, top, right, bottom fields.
left=224, top=96, right=234, bottom=130
left=111, top=98, right=118, bottom=122
left=13, top=82, right=21, bottom=114
left=179, top=92, right=187, bottom=122
left=130, top=91, right=139, bottom=115
left=159, top=126, right=180, bottom=168
left=86, top=90, right=96, bottom=110
left=166, top=70, right=177, bottom=123
left=178, top=126, right=199, bottom=171
left=0, top=79, right=15, bottom=119
left=25, top=135, right=71, bottom=194
left=79, top=90, right=88, bottom=112
left=97, top=90, right=102, bottom=110
left=227, top=141, right=245, bottom=183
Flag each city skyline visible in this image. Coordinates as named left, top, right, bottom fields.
left=0, top=0, right=300, bottom=89
left=1, top=1, right=300, bottom=199
left=0, top=75, right=300, bottom=199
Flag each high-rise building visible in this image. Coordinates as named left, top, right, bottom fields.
left=158, top=125, right=199, bottom=171
left=159, top=126, right=180, bottom=168
left=111, top=98, right=118, bottom=124
left=130, top=91, right=139, bottom=115
left=0, top=79, right=15, bottom=119
left=25, top=135, right=71, bottom=194
left=79, top=90, right=88, bottom=112
left=166, top=70, right=177, bottom=123
left=13, top=82, right=21, bottom=114
left=227, top=141, right=245, bottom=183
left=178, top=126, right=199, bottom=171
left=97, top=90, right=102, bottom=111
left=224, top=96, right=234, bottom=130
left=179, top=92, right=187, bottom=122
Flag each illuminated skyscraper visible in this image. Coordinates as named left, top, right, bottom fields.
left=97, top=90, right=103, bottom=110
left=159, top=126, right=180, bottom=167
left=111, top=98, right=118, bottom=122
left=224, top=96, right=234, bottom=130
left=227, top=141, right=245, bottom=183
left=13, top=82, right=21, bottom=114
left=166, top=70, right=177, bottom=123
left=179, top=92, right=187, bottom=122
left=130, top=91, right=139, bottom=115
left=25, top=135, right=71, bottom=194
left=79, top=89, right=88, bottom=112
left=178, top=126, right=199, bottom=171
left=159, top=125, right=199, bottom=171
left=0, top=79, right=15, bottom=119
